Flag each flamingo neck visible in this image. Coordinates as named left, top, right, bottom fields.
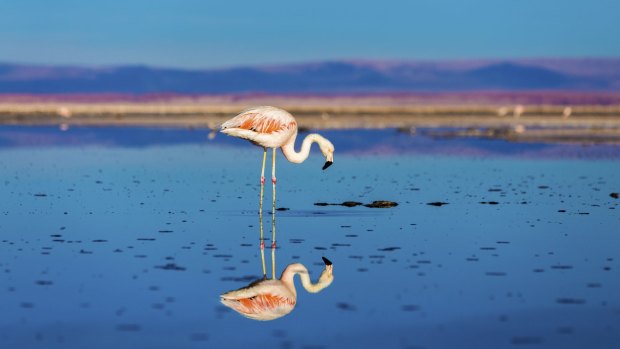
left=281, top=133, right=326, bottom=164
left=280, top=263, right=329, bottom=295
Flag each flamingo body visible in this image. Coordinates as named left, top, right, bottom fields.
left=220, top=106, right=298, bottom=148
left=221, top=258, right=334, bottom=321
left=220, top=106, right=334, bottom=166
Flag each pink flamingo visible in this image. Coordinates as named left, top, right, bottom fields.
left=220, top=106, right=335, bottom=266
left=220, top=257, right=334, bottom=321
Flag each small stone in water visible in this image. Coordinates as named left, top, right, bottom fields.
left=155, top=263, right=186, bottom=271
left=427, top=202, right=448, bottom=207
left=341, top=201, right=363, bottom=207
left=365, top=201, right=398, bottom=208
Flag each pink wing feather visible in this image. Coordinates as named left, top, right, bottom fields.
left=221, top=106, right=296, bottom=134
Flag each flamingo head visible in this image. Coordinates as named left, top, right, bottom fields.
left=318, top=256, right=334, bottom=286
left=320, top=140, right=335, bottom=170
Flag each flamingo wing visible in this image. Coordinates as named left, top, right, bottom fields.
left=221, top=106, right=296, bottom=135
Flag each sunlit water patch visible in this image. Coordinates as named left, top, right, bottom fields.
left=0, top=126, right=618, bottom=349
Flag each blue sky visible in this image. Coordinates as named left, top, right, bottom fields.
left=1, top=0, right=619, bottom=68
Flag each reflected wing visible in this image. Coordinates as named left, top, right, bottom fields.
left=221, top=280, right=296, bottom=321
left=221, top=293, right=295, bottom=321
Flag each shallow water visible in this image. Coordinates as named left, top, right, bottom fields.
left=0, top=126, right=619, bottom=349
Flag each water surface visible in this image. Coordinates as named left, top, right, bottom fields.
left=0, top=126, right=618, bottom=349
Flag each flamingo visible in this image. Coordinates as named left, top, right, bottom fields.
left=220, top=106, right=335, bottom=255
left=220, top=257, right=334, bottom=321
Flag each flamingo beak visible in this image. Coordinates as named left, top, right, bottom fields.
left=322, top=161, right=333, bottom=170
left=322, top=256, right=333, bottom=266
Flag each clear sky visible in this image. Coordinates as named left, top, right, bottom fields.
left=1, top=0, right=619, bottom=69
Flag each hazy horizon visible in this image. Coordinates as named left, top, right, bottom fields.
left=3, top=56, right=620, bottom=71
left=2, top=0, right=619, bottom=69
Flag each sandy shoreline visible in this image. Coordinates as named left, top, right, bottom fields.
left=1, top=100, right=620, bottom=143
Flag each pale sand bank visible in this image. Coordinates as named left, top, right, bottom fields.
left=1, top=101, right=620, bottom=143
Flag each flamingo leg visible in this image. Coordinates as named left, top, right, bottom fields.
left=271, top=148, right=277, bottom=279
left=259, top=148, right=267, bottom=278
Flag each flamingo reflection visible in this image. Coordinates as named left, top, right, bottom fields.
left=220, top=256, right=334, bottom=321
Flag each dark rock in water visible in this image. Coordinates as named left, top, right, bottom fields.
left=365, top=200, right=398, bottom=208
left=155, top=263, right=186, bottom=271
left=276, top=207, right=289, bottom=211
left=34, top=193, right=47, bottom=197
left=220, top=275, right=259, bottom=282
left=551, top=265, right=573, bottom=270
left=556, top=298, right=586, bottom=305
left=189, top=333, right=209, bottom=342
left=336, top=302, right=356, bottom=311
left=378, top=247, right=401, bottom=251
left=611, top=192, right=619, bottom=199
left=314, top=201, right=363, bottom=207
left=485, top=271, right=507, bottom=276
left=401, top=305, right=420, bottom=312
left=427, top=202, right=448, bottom=207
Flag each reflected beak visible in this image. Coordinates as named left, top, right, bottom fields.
left=322, top=161, right=333, bottom=170
left=322, top=256, right=333, bottom=266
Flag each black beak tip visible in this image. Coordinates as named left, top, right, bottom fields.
left=322, top=256, right=333, bottom=266
left=322, top=161, right=333, bottom=170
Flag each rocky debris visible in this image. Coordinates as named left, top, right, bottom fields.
left=427, top=202, right=449, bottom=207
left=364, top=201, right=398, bottom=208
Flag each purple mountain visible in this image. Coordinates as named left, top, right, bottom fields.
left=0, top=58, right=619, bottom=93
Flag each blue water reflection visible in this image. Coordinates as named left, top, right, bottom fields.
left=0, top=126, right=618, bottom=348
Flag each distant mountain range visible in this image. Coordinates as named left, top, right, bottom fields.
left=1, top=58, right=619, bottom=94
